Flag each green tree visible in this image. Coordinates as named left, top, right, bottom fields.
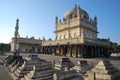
left=0, top=43, right=11, bottom=52
left=111, top=42, right=120, bottom=53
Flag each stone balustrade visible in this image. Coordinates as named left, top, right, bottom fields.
left=84, top=38, right=110, bottom=46
left=42, top=37, right=84, bottom=46
left=80, top=20, right=97, bottom=32
left=56, top=18, right=79, bottom=32
left=42, top=36, right=110, bottom=46
left=18, top=38, right=41, bottom=45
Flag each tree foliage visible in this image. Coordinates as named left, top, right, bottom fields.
left=0, top=43, right=11, bottom=52
left=111, top=42, right=120, bottom=53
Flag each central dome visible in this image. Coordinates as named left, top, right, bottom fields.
left=63, top=6, right=89, bottom=20
left=63, top=7, right=77, bottom=19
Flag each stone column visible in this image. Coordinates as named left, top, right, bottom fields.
left=92, top=46, right=94, bottom=57
left=48, top=46, right=50, bottom=54
left=70, top=45, right=72, bottom=57
left=42, top=46, right=45, bottom=54
left=101, top=47, right=103, bottom=56
left=82, top=45, right=84, bottom=58
left=91, top=46, right=94, bottom=58
left=86, top=46, right=89, bottom=58
left=83, top=45, right=86, bottom=58
left=59, top=46, right=62, bottom=56
left=45, top=47, right=47, bottom=54
left=75, top=45, right=78, bottom=58
left=89, top=46, right=91, bottom=58
left=99, top=47, right=102, bottom=57
left=98, top=47, right=100, bottom=57
left=54, top=46, right=57, bottom=55
left=80, top=45, right=83, bottom=58
left=78, top=45, right=81, bottom=57
left=63, top=45, right=66, bottom=56
left=94, top=47, right=97, bottom=57
left=96, top=47, right=98, bottom=57
left=50, top=46, right=53, bottom=55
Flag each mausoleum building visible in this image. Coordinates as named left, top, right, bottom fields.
left=42, top=5, right=111, bottom=58
left=10, top=5, right=110, bottom=58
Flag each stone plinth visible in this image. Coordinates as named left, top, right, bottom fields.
left=4, top=55, right=24, bottom=67
left=10, top=62, right=21, bottom=72
left=73, top=60, right=91, bottom=74
left=87, top=60, right=120, bottom=80
left=22, top=61, right=54, bottom=80
left=53, top=70, right=83, bottom=80
left=14, top=60, right=40, bottom=78
left=25, top=55, right=44, bottom=62
left=54, top=57, right=74, bottom=71
left=13, top=55, right=43, bottom=78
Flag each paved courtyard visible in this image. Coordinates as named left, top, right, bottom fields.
left=0, top=53, right=120, bottom=80
left=0, top=55, right=13, bottom=80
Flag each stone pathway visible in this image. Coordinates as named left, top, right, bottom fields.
left=0, top=63, right=13, bottom=80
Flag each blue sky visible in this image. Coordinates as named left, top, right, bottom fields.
left=0, top=0, right=120, bottom=44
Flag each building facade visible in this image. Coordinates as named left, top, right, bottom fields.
left=10, top=19, right=42, bottom=53
left=10, top=37, right=42, bottom=53
left=42, top=5, right=111, bottom=58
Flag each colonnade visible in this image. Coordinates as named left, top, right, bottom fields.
left=41, top=44, right=110, bottom=58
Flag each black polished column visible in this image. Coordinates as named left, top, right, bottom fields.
left=79, top=45, right=83, bottom=58
left=83, top=45, right=86, bottom=58
left=54, top=46, right=57, bottom=55
left=75, top=45, right=78, bottom=58
left=70, top=45, right=72, bottom=57
left=59, top=46, right=61, bottom=56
